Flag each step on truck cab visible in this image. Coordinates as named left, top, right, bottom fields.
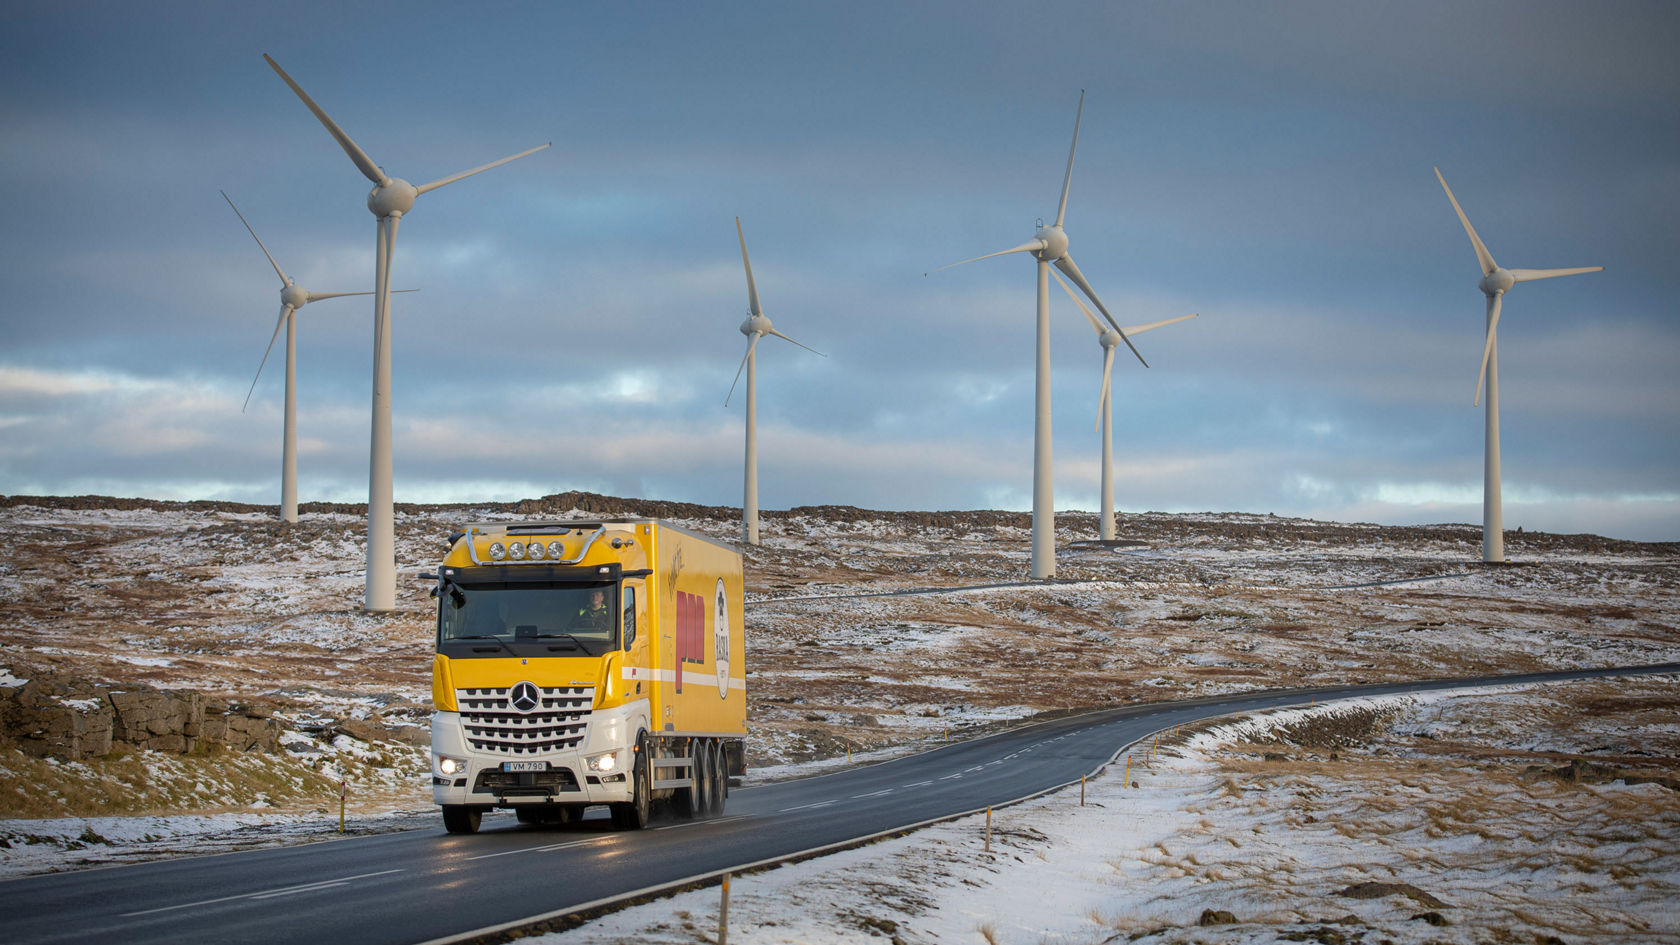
left=424, top=518, right=746, bottom=834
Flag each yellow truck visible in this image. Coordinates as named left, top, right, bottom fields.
left=423, top=518, right=746, bottom=834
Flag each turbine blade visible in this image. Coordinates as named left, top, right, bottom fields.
left=925, top=240, right=1047, bottom=275
left=736, top=217, right=761, bottom=318
left=1510, top=266, right=1604, bottom=282
left=1434, top=167, right=1498, bottom=276
left=244, top=304, right=294, bottom=412
left=1055, top=255, right=1149, bottom=368
left=303, top=289, right=417, bottom=302
left=1050, top=269, right=1104, bottom=336
left=726, top=334, right=761, bottom=406
left=1095, top=345, right=1114, bottom=434
left=221, top=190, right=289, bottom=286
left=767, top=328, right=825, bottom=357
left=415, top=143, right=551, bottom=195
left=263, top=54, right=385, bottom=185
left=1475, top=293, right=1503, bottom=407
left=1056, top=89, right=1084, bottom=229
left=1124, top=313, right=1198, bottom=335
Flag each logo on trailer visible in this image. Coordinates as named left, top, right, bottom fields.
left=509, top=681, right=541, bottom=713
left=714, top=579, right=730, bottom=699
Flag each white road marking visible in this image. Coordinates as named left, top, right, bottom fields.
left=779, top=800, right=837, bottom=812
left=852, top=789, right=895, bottom=798
left=904, top=780, right=934, bottom=788
left=121, top=869, right=404, bottom=917
left=939, top=773, right=962, bottom=781
left=467, top=839, right=594, bottom=860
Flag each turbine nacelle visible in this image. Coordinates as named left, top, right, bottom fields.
left=280, top=283, right=309, bottom=310
left=367, top=178, right=417, bottom=218
left=1032, top=223, right=1068, bottom=262
left=741, top=314, right=773, bottom=338
left=1097, top=326, right=1122, bottom=350
left=1478, top=269, right=1515, bottom=297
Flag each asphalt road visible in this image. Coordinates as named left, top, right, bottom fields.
left=5, top=663, right=1674, bottom=945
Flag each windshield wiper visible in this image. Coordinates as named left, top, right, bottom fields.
left=451, top=634, right=518, bottom=656
left=535, top=632, right=589, bottom=653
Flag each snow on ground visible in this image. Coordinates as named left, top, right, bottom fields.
left=1, top=495, right=1676, bottom=939
left=538, top=676, right=1680, bottom=945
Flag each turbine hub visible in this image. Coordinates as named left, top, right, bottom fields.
left=280, top=283, right=309, bottom=309
left=741, top=314, right=771, bottom=337
left=1032, top=224, right=1068, bottom=262
left=1479, top=268, right=1515, bottom=296
left=1098, top=328, right=1121, bottom=350
left=367, top=177, right=418, bottom=218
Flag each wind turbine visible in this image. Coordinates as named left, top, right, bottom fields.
left=1052, top=271, right=1196, bottom=542
left=928, top=90, right=1146, bottom=579
left=726, top=217, right=823, bottom=546
left=222, top=190, right=411, bottom=525
left=263, top=54, right=549, bottom=611
left=1434, top=167, right=1602, bottom=563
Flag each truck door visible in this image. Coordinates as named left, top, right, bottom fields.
left=621, top=578, right=648, bottom=697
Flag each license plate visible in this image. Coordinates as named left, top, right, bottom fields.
left=501, top=761, right=550, bottom=773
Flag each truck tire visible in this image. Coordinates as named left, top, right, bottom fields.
left=692, top=740, right=712, bottom=818
left=611, top=734, right=651, bottom=830
left=441, top=805, right=481, bottom=834
left=707, top=740, right=727, bottom=816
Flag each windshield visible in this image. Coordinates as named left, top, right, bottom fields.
left=438, top=580, right=618, bottom=657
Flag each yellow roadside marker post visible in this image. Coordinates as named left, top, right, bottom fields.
left=719, top=872, right=731, bottom=945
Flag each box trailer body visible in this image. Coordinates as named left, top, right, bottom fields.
left=426, top=518, right=745, bottom=833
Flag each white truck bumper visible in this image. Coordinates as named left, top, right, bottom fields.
left=430, top=700, right=644, bottom=808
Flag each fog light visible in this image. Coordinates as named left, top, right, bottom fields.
left=488, top=542, right=506, bottom=561
left=509, top=541, right=526, bottom=560
left=527, top=541, right=547, bottom=560
left=547, top=540, right=565, bottom=558
left=438, top=756, right=461, bottom=775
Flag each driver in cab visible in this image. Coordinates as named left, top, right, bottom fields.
left=572, top=589, right=612, bottom=634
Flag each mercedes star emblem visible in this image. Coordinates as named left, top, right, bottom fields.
left=509, top=681, right=541, bottom=713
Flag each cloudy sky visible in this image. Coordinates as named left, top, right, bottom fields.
left=2, top=1, right=1676, bottom=541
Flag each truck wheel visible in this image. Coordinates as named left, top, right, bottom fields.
left=441, top=805, right=481, bottom=834
left=692, top=740, right=712, bottom=819
left=611, top=734, right=651, bottom=830
left=708, top=741, right=727, bottom=816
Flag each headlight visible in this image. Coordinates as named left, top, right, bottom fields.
left=509, top=541, right=526, bottom=560
left=587, top=751, right=618, bottom=773
left=527, top=541, right=547, bottom=560
left=547, top=540, right=565, bottom=558
left=437, top=756, right=462, bottom=775
left=488, top=542, right=506, bottom=561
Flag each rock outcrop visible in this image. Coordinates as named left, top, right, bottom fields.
left=0, top=674, right=280, bottom=760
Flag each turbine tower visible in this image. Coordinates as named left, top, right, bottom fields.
left=1434, top=167, right=1602, bottom=563
left=726, top=217, right=823, bottom=546
left=264, top=54, right=549, bottom=611
left=223, top=191, right=410, bottom=525
left=1052, top=272, right=1195, bottom=541
left=928, top=91, right=1146, bottom=579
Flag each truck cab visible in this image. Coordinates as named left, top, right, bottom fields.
left=427, top=519, right=745, bottom=834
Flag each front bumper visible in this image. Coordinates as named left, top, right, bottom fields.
left=430, top=700, right=644, bottom=808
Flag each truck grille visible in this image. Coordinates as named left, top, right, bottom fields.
left=456, top=685, right=594, bottom=756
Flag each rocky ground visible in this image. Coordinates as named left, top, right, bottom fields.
left=0, top=492, right=1676, bottom=882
